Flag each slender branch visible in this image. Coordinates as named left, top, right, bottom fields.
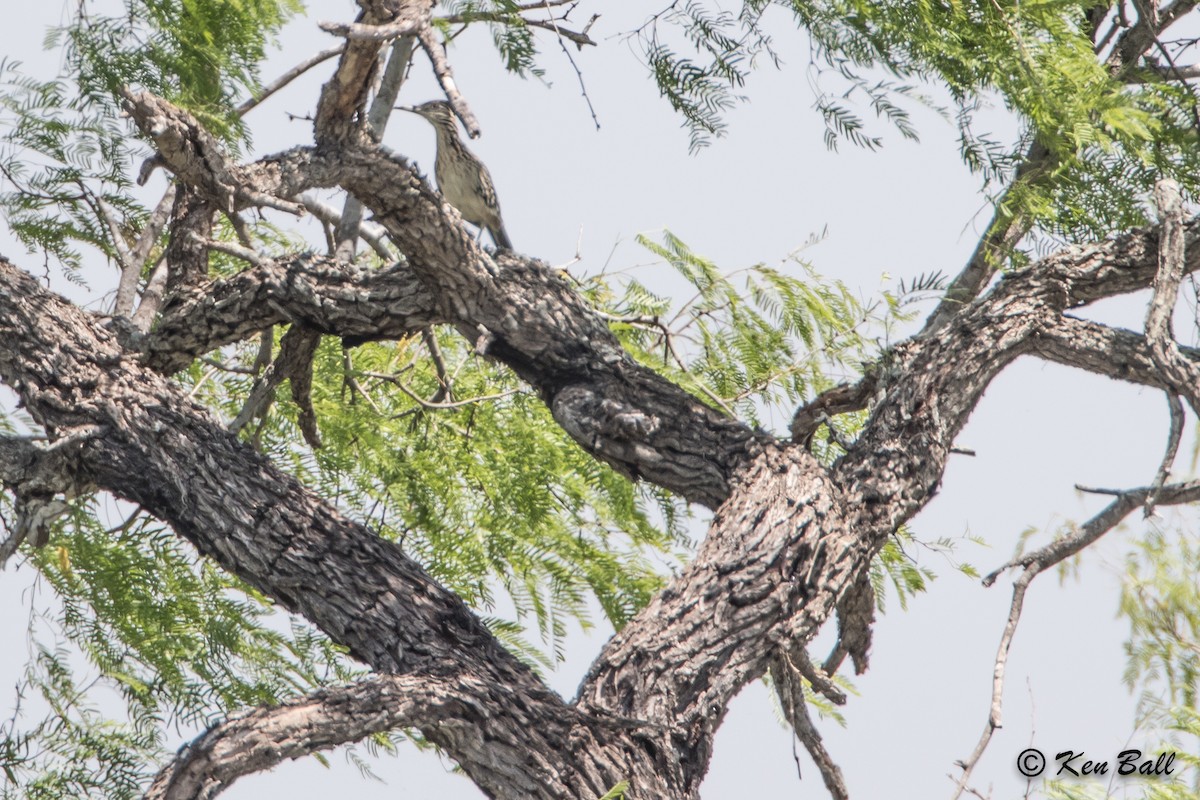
left=440, top=10, right=598, bottom=48
left=230, top=359, right=284, bottom=434
left=790, top=375, right=877, bottom=443
left=341, top=350, right=386, bottom=415
left=416, top=26, right=481, bottom=138
left=131, top=257, right=168, bottom=333
left=951, top=475, right=1189, bottom=798
left=543, top=7, right=601, bottom=128
left=786, top=644, right=846, bottom=705
left=1144, top=179, right=1200, bottom=414
left=985, top=479, right=1200, bottom=587
left=770, top=651, right=850, bottom=800
left=336, top=35, right=415, bottom=262
left=1130, top=59, right=1200, bottom=82
left=421, top=328, right=453, bottom=403
left=187, top=233, right=265, bottom=267
left=1146, top=392, right=1184, bottom=515
left=928, top=0, right=1200, bottom=336
left=950, top=562, right=1039, bottom=800
left=951, top=476, right=1200, bottom=796
left=363, top=369, right=519, bottom=410
left=115, top=187, right=177, bottom=318
left=921, top=140, right=1045, bottom=335
left=97, top=196, right=134, bottom=271
left=299, top=194, right=393, bottom=260
left=237, top=46, right=345, bottom=116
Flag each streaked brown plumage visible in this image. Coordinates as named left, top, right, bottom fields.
left=402, top=101, right=512, bottom=250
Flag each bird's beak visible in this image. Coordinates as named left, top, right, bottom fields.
left=395, top=105, right=416, bottom=114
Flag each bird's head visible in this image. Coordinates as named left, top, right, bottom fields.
left=399, top=101, right=457, bottom=131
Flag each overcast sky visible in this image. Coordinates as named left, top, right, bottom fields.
left=0, top=1, right=1185, bottom=798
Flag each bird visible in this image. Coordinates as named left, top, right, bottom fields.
left=400, top=100, right=513, bottom=250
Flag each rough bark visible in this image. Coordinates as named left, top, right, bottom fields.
left=3, top=4, right=1199, bottom=795
left=2, top=194, right=1193, bottom=797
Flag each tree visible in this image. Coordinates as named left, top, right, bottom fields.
left=1, top=0, right=1200, bottom=798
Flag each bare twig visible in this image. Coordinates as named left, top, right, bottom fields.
left=341, top=350, right=386, bottom=416
left=363, top=370, right=518, bottom=410
left=953, top=476, right=1200, bottom=796
left=187, top=233, right=265, bottom=267
left=237, top=45, right=345, bottom=116
left=950, top=561, right=1038, bottom=800
left=770, top=651, right=850, bottom=800
left=422, top=328, right=453, bottom=403
left=1074, top=484, right=1127, bottom=496
left=543, top=4, right=601, bottom=129
left=440, top=9, right=598, bottom=48
left=1146, top=392, right=1184, bottom=515
left=300, top=195, right=393, bottom=260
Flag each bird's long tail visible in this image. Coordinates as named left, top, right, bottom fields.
left=490, top=223, right=513, bottom=251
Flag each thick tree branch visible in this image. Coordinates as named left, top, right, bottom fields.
left=145, top=668, right=581, bottom=800
left=146, top=675, right=427, bottom=800
left=142, top=255, right=438, bottom=374
left=1030, top=312, right=1200, bottom=390
left=97, top=87, right=1200, bottom=798
left=0, top=259, right=634, bottom=800
left=313, top=0, right=434, bottom=143
left=0, top=434, right=95, bottom=563
left=121, top=90, right=304, bottom=216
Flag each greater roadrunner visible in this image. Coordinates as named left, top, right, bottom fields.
left=401, top=101, right=513, bottom=250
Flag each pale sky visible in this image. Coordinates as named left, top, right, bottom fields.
left=0, top=2, right=1182, bottom=798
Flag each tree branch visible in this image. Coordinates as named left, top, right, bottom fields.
left=114, top=186, right=176, bottom=318
left=313, top=0, right=434, bottom=142
left=0, top=258, right=629, bottom=800
left=770, top=650, right=850, bottom=800
left=146, top=675, right=427, bottom=800
left=299, top=194, right=393, bottom=259
left=416, top=26, right=482, bottom=138
left=142, top=255, right=439, bottom=374
left=336, top=34, right=415, bottom=262
left=1146, top=392, right=1184, bottom=515
left=237, top=46, right=345, bottom=117
left=951, top=476, right=1200, bottom=795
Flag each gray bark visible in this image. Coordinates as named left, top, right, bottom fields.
left=2, top=1, right=1198, bottom=796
